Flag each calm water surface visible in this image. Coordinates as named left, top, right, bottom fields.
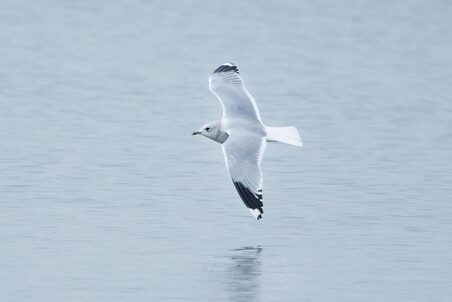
left=1, top=1, right=451, bottom=301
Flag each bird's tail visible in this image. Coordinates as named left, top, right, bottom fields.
left=265, top=126, right=302, bottom=147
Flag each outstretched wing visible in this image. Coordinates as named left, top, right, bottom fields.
left=222, top=130, right=267, bottom=220
left=209, top=62, right=262, bottom=122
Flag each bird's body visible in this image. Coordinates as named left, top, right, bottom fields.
left=193, top=63, right=302, bottom=220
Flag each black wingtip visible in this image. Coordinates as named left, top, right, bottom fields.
left=232, top=181, right=264, bottom=217
left=213, top=62, right=239, bottom=74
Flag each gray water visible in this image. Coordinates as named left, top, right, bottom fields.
left=1, top=1, right=451, bottom=301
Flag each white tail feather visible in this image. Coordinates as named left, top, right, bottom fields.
left=265, top=126, right=302, bottom=147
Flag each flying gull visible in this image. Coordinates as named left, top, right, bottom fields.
left=192, top=62, right=302, bottom=220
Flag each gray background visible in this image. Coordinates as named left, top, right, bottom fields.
left=1, top=0, right=451, bottom=301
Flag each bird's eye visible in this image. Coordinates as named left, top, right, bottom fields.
left=205, top=127, right=211, bottom=131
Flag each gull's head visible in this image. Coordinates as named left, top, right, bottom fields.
left=192, top=121, right=229, bottom=144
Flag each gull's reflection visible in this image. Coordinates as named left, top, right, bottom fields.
left=226, top=246, right=262, bottom=302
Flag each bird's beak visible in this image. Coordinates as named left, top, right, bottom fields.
left=192, top=131, right=202, bottom=135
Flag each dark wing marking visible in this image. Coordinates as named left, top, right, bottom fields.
left=213, top=62, right=239, bottom=74
left=233, top=181, right=264, bottom=220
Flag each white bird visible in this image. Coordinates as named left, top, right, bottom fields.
left=192, top=62, right=302, bottom=220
